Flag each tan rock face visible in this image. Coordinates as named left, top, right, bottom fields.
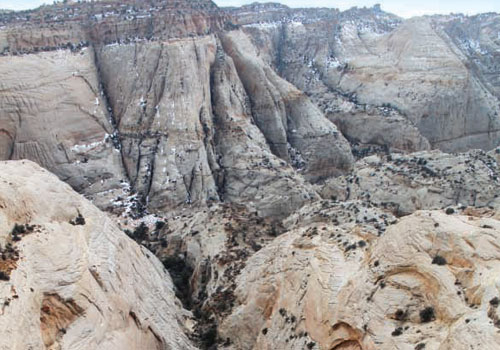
left=1, top=3, right=500, bottom=349
left=96, top=36, right=222, bottom=211
left=140, top=199, right=394, bottom=348
left=94, top=31, right=339, bottom=216
left=221, top=31, right=354, bottom=181
left=0, top=5, right=354, bottom=217
left=219, top=209, right=500, bottom=350
left=0, top=160, right=195, bottom=350
left=0, top=48, right=126, bottom=209
left=0, top=0, right=227, bottom=53
left=231, top=5, right=500, bottom=152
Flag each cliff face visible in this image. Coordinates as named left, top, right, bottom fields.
left=219, top=208, right=500, bottom=350
left=0, top=48, right=126, bottom=210
left=1, top=1, right=499, bottom=217
left=0, top=0, right=227, bottom=52
left=0, top=0, right=353, bottom=217
left=144, top=147, right=500, bottom=349
left=228, top=4, right=500, bottom=153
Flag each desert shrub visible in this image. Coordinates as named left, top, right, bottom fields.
left=155, top=220, right=166, bottom=231
left=69, top=213, right=85, bottom=226
left=391, top=327, right=403, bottom=336
left=133, top=222, right=149, bottom=241
left=162, top=255, right=193, bottom=307
left=0, top=271, right=9, bottom=281
left=490, top=297, right=499, bottom=307
left=394, top=309, right=407, bottom=321
left=432, top=255, right=447, bottom=266
left=11, top=224, right=26, bottom=235
left=419, top=307, right=435, bottom=323
left=200, top=326, right=217, bottom=348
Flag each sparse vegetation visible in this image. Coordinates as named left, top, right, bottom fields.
left=419, top=307, right=435, bottom=323
left=394, top=309, right=407, bottom=321
left=490, top=297, right=499, bottom=307
left=125, top=222, right=149, bottom=241
left=155, top=220, right=166, bottom=231
left=432, top=255, right=447, bottom=266
left=162, top=255, right=193, bottom=307
left=200, top=326, right=217, bottom=348
left=11, top=223, right=34, bottom=242
left=391, top=327, right=403, bottom=336
left=0, top=271, right=10, bottom=281
left=69, top=213, right=85, bottom=226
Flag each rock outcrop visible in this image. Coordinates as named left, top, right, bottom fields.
left=219, top=208, right=500, bottom=350
left=118, top=146, right=499, bottom=350
left=322, top=149, right=500, bottom=216
left=0, top=48, right=126, bottom=210
left=1, top=1, right=499, bottom=218
left=94, top=30, right=348, bottom=216
left=0, top=160, right=196, bottom=350
left=0, top=0, right=354, bottom=217
left=229, top=4, right=500, bottom=153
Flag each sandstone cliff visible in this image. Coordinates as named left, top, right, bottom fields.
left=0, top=0, right=354, bottom=217
left=140, top=147, right=500, bottom=349
left=229, top=4, right=500, bottom=153
left=1, top=1, right=499, bottom=218
left=220, top=208, right=500, bottom=350
left=322, top=148, right=500, bottom=215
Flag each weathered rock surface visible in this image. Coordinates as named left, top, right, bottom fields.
left=0, top=160, right=196, bottom=350
left=0, top=1, right=354, bottom=217
left=229, top=4, right=500, bottom=152
left=95, top=31, right=343, bottom=216
left=140, top=200, right=394, bottom=349
left=0, top=48, right=126, bottom=209
left=219, top=209, right=500, bottom=350
left=0, top=0, right=228, bottom=53
left=2, top=1, right=499, bottom=218
left=220, top=30, right=353, bottom=181
left=132, top=146, right=500, bottom=349
left=1, top=2, right=500, bottom=350
left=322, top=149, right=500, bottom=216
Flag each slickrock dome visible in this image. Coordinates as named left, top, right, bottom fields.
left=0, top=160, right=195, bottom=350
